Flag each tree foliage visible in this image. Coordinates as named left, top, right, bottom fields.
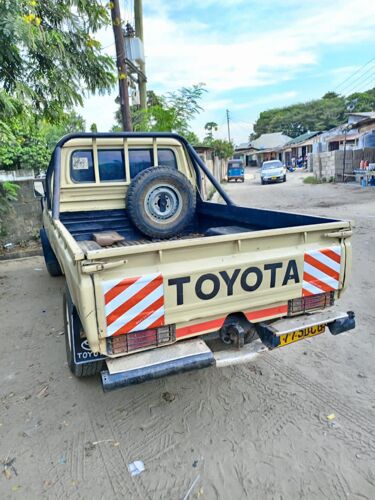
left=0, top=0, right=115, bottom=120
left=253, top=87, right=375, bottom=138
left=203, top=122, right=218, bottom=142
left=0, top=110, right=85, bottom=172
left=113, top=85, right=206, bottom=142
left=210, top=139, right=234, bottom=159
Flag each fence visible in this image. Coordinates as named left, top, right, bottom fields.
left=311, top=148, right=375, bottom=181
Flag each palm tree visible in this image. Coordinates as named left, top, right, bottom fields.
left=204, top=122, right=218, bottom=143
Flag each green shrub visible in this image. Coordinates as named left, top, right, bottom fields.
left=303, top=176, right=320, bottom=184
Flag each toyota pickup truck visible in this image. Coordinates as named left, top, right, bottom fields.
left=36, top=132, right=355, bottom=392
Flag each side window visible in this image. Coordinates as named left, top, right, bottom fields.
left=70, top=150, right=95, bottom=183
left=98, top=149, right=125, bottom=182
left=129, top=149, right=154, bottom=178
left=158, top=149, right=177, bottom=169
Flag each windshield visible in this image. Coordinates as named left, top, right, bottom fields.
left=229, top=162, right=242, bottom=168
left=262, top=161, right=282, bottom=170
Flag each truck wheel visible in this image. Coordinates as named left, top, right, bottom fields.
left=40, top=228, right=63, bottom=277
left=63, top=288, right=105, bottom=377
left=126, top=166, right=196, bottom=238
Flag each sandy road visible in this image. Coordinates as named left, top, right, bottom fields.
left=1, top=170, right=375, bottom=499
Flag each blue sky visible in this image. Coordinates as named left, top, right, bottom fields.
left=80, top=0, right=375, bottom=144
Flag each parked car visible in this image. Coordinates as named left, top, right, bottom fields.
left=261, top=160, right=286, bottom=185
left=35, top=132, right=355, bottom=391
left=227, top=159, right=244, bottom=182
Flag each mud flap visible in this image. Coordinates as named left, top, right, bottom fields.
left=72, top=335, right=106, bottom=366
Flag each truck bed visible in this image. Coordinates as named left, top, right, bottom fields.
left=60, top=201, right=339, bottom=247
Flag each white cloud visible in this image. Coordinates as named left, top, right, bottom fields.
left=79, top=0, right=375, bottom=136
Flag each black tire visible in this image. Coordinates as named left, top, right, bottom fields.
left=40, top=228, right=63, bottom=277
left=126, top=166, right=196, bottom=238
left=261, top=179, right=265, bottom=185
left=63, top=288, right=104, bottom=377
left=283, top=175, right=287, bottom=182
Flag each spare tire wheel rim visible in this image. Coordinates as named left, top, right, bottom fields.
left=144, top=184, right=183, bottom=223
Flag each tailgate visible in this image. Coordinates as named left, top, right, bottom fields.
left=87, top=223, right=351, bottom=351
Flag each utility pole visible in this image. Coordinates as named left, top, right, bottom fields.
left=110, top=0, right=132, bottom=131
left=226, top=109, right=231, bottom=142
left=134, top=0, right=147, bottom=110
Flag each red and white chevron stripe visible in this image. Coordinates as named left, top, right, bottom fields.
left=102, top=273, right=165, bottom=337
left=302, top=246, right=342, bottom=297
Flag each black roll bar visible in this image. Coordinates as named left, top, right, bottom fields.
left=45, top=132, right=234, bottom=220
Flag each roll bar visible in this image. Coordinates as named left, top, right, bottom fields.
left=45, top=132, right=234, bottom=220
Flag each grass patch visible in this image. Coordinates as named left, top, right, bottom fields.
left=303, top=176, right=321, bottom=184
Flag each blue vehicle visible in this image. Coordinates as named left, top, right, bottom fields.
left=227, top=159, right=245, bottom=182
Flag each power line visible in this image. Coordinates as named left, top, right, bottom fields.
left=338, top=64, right=375, bottom=94
left=343, top=69, right=375, bottom=96
left=334, top=55, right=375, bottom=92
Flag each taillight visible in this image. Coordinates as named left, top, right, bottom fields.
left=288, top=292, right=334, bottom=315
left=107, top=325, right=176, bottom=355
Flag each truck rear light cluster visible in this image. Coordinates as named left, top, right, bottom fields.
left=106, top=325, right=176, bottom=355
left=288, top=292, right=334, bottom=315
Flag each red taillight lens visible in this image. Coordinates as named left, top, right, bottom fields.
left=288, top=292, right=334, bottom=315
left=107, top=325, right=175, bottom=355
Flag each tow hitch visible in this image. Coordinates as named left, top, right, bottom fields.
left=220, top=323, right=245, bottom=349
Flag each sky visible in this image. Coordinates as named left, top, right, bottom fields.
left=78, top=0, right=375, bottom=145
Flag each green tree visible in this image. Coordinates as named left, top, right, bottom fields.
left=114, top=85, right=206, bottom=139
left=0, top=109, right=85, bottom=172
left=0, top=0, right=115, bottom=120
left=203, top=122, right=218, bottom=144
left=211, top=139, right=234, bottom=159
left=346, top=88, right=375, bottom=112
left=253, top=87, right=375, bottom=138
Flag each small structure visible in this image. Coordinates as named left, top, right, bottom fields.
left=312, top=112, right=375, bottom=153
left=233, top=143, right=255, bottom=166
left=234, top=132, right=291, bottom=167
left=282, top=131, right=321, bottom=167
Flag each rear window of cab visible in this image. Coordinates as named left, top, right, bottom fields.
left=70, top=148, right=177, bottom=183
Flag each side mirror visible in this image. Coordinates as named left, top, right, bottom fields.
left=33, top=179, right=45, bottom=198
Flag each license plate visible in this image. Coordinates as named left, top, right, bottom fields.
left=272, top=176, right=277, bottom=180
left=278, top=324, right=326, bottom=347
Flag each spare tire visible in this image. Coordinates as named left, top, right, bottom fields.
left=126, top=166, right=196, bottom=238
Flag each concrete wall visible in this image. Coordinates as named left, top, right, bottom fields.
left=0, top=179, right=42, bottom=246
left=0, top=169, right=35, bottom=181
left=312, top=148, right=375, bottom=181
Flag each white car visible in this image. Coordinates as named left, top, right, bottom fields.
left=260, top=160, right=286, bottom=185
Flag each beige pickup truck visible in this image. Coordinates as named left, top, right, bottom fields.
left=36, top=132, right=355, bottom=391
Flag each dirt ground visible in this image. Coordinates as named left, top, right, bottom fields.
left=1, top=170, right=375, bottom=499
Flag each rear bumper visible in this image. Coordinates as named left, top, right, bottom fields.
left=101, top=311, right=355, bottom=392
left=257, top=310, right=355, bottom=348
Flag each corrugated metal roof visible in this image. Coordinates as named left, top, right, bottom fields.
left=284, top=131, right=321, bottom=146
left=250, top=132, right=291, bottom=150
left=349, top=112, right=375, bottom=118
